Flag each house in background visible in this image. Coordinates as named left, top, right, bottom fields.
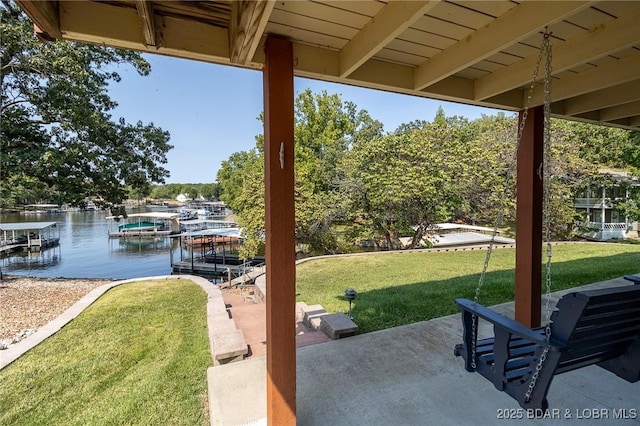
left=175, top=193, right=191, bottom=203
left=576, top=169, right=639, bottom=241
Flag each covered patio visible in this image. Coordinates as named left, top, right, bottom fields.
left=16, top=1, right=640, bottom=424
left=211, top=275, right=639, bottom=425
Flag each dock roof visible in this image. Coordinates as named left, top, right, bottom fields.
left=172, top=228, right=242, bottom=239
left=105, top=212, right=180, bottom=220
left=0, top=222, right=57, bottom=231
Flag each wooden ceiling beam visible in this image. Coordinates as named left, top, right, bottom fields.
left=230, top=0, right=275, bottom=65
left=135, top=0, right=156, bottom=49
left=599, top=100, right=640, bottom=122
left=59, top=1, right=230, bottom=63
left=561, top=80, right=640, bottom=116
left=530, top=54, right=640, bottom=105
left=475, top=10, right=640, bottom=101
left=339, top=0, right=438, bottom=78
left=60, top=1, right=145, bottom=50
left=15, top=0, right=61, bottom=40
left=414, top=1, right=593, bottom=91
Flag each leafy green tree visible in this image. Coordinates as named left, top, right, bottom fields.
left=341, top=109, right=476, bottom=249
left=198, top=183, right=220, bottom=200
left=293, top=89, right=383, bottom=253
left=462, top=113, right=517, bottom=226
left=0, top=3, right=172, bottom=212
left=608, top=130, right=640, bottom=222
left=546, top=120, right=599, bottom=238
left=217, top=90, right=383, bottom=257
left=216, top=146, right=264, bottom=258
left=622, top=131, right=640, bottom=171
left=570, top=121, right=634, bottom=168
left=217, top=149, right=263, bottom=212
left=233, top=159, right=265, bottom=260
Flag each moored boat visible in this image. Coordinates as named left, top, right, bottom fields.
left=106, top=212, right=181, bottom=238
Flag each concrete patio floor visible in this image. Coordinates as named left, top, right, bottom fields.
left=209, top=275, right=640, bottom=425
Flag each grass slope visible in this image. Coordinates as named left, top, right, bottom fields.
left=296, top=243, right=640, bottom=333
left=0, top=279, right=210, bottom=426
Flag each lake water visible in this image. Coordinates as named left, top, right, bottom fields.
left=1, top=209, right=179, bottom=279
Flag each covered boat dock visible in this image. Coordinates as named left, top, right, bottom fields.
left=105, top=212, right=181, bottom=238
left=170, top=227, right=264, bottom=279
left=0, top=222, right=60, bottom=255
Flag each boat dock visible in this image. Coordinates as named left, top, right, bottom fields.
left=171, top=252, right=265, bottom=280
left=0, top=222, right=61, bottom=255
left=107, top=229, right=175, bottom=238
left=171, top=260, right=265, bottom=280
left=105, top=212, right=181, bottom=238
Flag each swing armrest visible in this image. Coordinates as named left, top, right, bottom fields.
left=455, top=298, right=564, bottom=352
left=624, top=275, right=640, bottom=285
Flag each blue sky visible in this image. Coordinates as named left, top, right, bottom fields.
left=108, top=54, right=509, bottom=183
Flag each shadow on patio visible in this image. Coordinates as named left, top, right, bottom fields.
left=209, top=275, right=639, bottom=425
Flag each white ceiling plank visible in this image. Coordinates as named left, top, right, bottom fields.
left=275, top=1, right=370, bottom=28
left=230, top=0, right=275, bottom=65
left=339, top=0, right=439, bottom=77
left=414, top=1, right=594, bottom=90
left=475, top=10, right=640, bottom=101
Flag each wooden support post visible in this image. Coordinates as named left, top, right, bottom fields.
left=515, top=106, right=543, bottom=328
left=263, top=36, right=296, bottom=425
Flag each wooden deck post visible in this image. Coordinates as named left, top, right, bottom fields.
left=515, top=106, right=543, bottom=328
left=263, top=36, right=296, bottom=425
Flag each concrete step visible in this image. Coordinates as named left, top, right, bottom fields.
left=320, top=313, right=359, bottom=339
left=302, top=304, right=327, bottom=330
left=211, top=329, right=248, bottom=365
left=295, top=301, right=308, bottom=322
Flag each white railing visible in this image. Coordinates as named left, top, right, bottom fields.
left=574, top=198, right=606, bottom=208
left=579, top=222, right=629, bottom=241
left=585, top=222, right=628, bottom=231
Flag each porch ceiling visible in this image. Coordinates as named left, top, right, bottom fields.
left=16, top=0, right=640, bottom=131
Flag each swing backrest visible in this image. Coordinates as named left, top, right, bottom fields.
left=551, top=285, right=640, bottom=374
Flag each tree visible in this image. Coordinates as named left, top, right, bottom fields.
left=293, top=89, right=383, bottom=253
left=0, top=3, right=172, bottom=212
left=341, top=109, right=476, bottom=249
left=217, top=149, right=263, bottom=212
left=217, top=147, right=264, bottom=258
left=570, top=121, right=634, bottom=168
left=462, top=113, right=518, bottom=226
left=217, top=90, right=383, bottom=257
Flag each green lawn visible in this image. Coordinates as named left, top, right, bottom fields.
left=296, top=243, right=640, bottom=333
left=0, top=279, right=211, bottom=426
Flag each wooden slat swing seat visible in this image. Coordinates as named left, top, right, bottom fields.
left=453, top=31, right=640, bottom=410
left=454, top=286, right=640, bottom=410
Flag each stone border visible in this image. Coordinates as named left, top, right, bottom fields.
left=0, top=274, right=219, bottom=370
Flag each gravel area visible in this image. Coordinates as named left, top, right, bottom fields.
left=0, top=275, right=115, bottom=349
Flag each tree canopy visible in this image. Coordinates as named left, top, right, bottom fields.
left=217, top=89, right=638, bottom=256
left=0, top=2, right=172, bottom=212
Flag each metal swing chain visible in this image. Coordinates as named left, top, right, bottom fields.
left=470, top=29, right=552, bottom=371
left=525, top=30, right=554, bottom=403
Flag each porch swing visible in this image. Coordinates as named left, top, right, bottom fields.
left=453, top=31, right=640, bottom=410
